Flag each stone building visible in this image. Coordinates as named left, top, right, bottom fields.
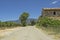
left=41, top=8, right=60, bottom=19
left=42, top=8, right=60, bottom=17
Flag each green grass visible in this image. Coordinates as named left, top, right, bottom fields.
left=0, top=21, right=21, bottom=29
left=36, top=17, right=60, bottom=40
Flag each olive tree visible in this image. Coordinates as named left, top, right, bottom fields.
left=19, top=12, right=29, bottom=26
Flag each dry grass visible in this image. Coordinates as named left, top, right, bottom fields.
left=0, top=26, right=21, bottom=38
left=38, top=27, right=60, bottom=40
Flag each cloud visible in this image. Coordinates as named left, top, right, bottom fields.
left=51, top=1, right=58, bottom=4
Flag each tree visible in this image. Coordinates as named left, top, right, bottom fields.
left=30, top=20, right=36, bottom=26
left=19, top=12, right=29, bottom=26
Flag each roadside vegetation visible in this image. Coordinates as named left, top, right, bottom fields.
left=0, top=12, right=36, bottom=29
left=19, top=12, right=36, bottom=26
left=19, top=12, right=29, bottom=26
left=0, top=12, right=29, bottom=29
left=0, top=21, right=20, bottom=29
left=36, top=16, right=60, bottom=39
left=29, top=19, right=36, bottom=26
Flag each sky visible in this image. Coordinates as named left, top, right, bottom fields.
left=0, top=0, right=60, bottom=21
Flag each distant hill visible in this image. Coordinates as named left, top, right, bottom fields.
left=6, top=18, right=37, bottom=24
left=26, top=18, right=37, bottom=24
left=6, top=20, right=20, bottom=24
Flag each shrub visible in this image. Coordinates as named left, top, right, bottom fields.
left=36, top=17, right=60, bottom=28
left=0, top=21, right=20, bottom=29
left=30, top=19, right=36, bottom=26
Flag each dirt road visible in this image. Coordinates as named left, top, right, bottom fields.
left=0, top=26, right=54, bottom=40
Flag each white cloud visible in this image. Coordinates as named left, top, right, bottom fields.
left=51, top=1, right=58, bottom=4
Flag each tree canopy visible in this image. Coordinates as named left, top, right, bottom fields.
left=19, top=12, right=29, bottom=26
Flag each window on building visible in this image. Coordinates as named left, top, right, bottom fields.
left=53, top=11, right=56, bottom=15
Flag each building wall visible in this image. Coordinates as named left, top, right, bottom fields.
left=42, top=10, right=60, bottom=17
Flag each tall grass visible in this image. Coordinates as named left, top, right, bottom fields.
left=36, top=17, right=60, bottom=33
left=0, top=21, right=20, bottom=29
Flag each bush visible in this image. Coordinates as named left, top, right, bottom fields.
left=36, top=17, right=60, bottom=28
left=36, top=17, right=60, bottom=33
left=30, top=20, right=36, bottom=26
left=0, top=21, right=20, bottom=29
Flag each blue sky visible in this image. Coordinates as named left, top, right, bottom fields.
left=0, top=0, right=60, bottom=21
